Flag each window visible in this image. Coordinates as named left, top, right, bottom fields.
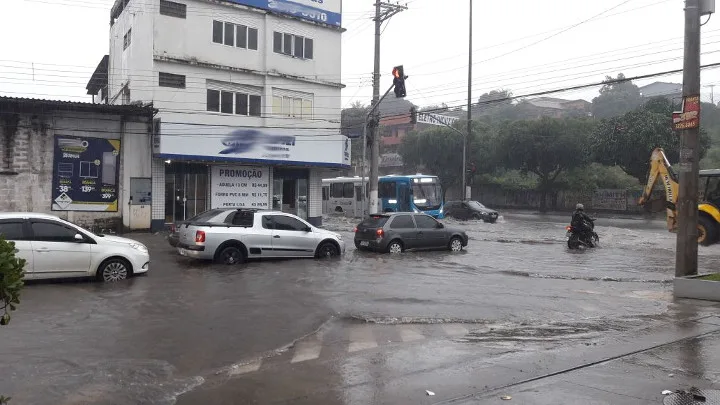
left=212, top=21, right=223, bottom=44
left=273, top=31, right=314, bottom=59
left=343, top=183, right=354, bottom=198
left=31, top=221, right=78, bottom=242
left=379, top=182, right=397, bottom=199
left=189, top=209, right=226, bottom=223
left=360, top=216, right=389, bottom=228
left=221, top=91, right=233, bottom=114
left=123, top=29, right=131, bottom=50
left=248, top=28, right=258, bottom=50
left=227, top=210, right=254, bottom=227
left=207, top=88, right=261, bottom=116
left=390, top=215, right=415, bottom=229
left=160, top=0, right=187, bottom=18
left=0, top=222, right=25, bottom=240
left=224, top=22, right=235, bottom=46
left=414, top=215, right=439, bottom=229
left=207, top=89, right=220, bottom=112
left=159, top=72, right=186, bottom=89
left=262, top=216, right=274, bottom=230
left=214, top=20, right=258, bottom=50
left=330, top=183, right=344, bottom=198
left=271, top=215, right=308, bottom=232
left=272, top=95, right=313, bottom=118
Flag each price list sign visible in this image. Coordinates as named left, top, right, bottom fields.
left=51, top=136, right=121, bottom=212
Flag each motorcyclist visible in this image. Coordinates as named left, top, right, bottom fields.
left=571, top=203, right=595, bottom=238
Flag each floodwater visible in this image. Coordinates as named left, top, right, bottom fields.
left=1, top=211, right=719, bottom=404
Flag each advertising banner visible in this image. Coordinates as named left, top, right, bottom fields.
left=51, top=136, right=121, bottom=212
left=158, top=123, right=350, bottom=168
left=225, top=0, right=341, bottom=27
left=211, top=165, right=271, bottom=209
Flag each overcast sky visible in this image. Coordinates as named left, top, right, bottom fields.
left=1, top=0, right=720, bottom=112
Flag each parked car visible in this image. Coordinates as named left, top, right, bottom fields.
left=0, top=212, right=150, bottom=282
left=176, top=208, right=345, bottom=264
left=167, top=223, right=180, bottom=247
left=354, top=213, right=469, bottom=253
left=445, top=200, right=499, bottom=223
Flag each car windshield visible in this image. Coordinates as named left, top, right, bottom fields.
left=359, top=216, right=389, bottom=228
left=469, top=201, right=486, bottom=210
left=412, top=180, right=442, bottom=210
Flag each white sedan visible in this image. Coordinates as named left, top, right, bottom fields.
left=0, top=212, right=149, bottom=282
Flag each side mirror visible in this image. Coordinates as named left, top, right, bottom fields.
left=304, top=227, right=312, bottom=232
left=74, top=233, right=84, bottom=241
left=436, top=223, right=444, bottom=229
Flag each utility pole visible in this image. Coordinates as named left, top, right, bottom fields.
left=463, top=0, right=472, bottom=201
left=676, top=0, right=703, bottom=277
left=369, top=1, right=407, bottom=214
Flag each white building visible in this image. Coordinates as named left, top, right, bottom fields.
left=88, top=0, right=347, bottom=231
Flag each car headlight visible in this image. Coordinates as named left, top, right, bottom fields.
left=129, top=243, right=148, bottom=254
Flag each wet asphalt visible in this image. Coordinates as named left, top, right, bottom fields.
left=1, top=212, right=719, bottom=404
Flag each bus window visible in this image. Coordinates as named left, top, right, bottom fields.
left=331, top=183, right=344, bottom=198
left=343, top=182, right=354, bottom=198
left=379, top=181, right=397, bottom=198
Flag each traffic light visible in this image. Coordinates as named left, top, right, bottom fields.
left=409, top=106, right=417, bottom=124
left=392, top=65, right=407, bottom=98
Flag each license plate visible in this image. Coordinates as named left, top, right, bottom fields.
left=179, top=248, right=187, bottom=256
left=360, top=241, right=370, bottom=247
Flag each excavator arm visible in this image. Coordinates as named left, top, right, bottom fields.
left=638, top=148, right=679, bottom=232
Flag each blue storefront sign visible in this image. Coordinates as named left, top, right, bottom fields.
left=226, top=0, right=342, bottom=27
left=51, top=136, right=121, bottom=212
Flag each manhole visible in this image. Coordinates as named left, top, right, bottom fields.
left=664, top=389, right=720, bottom=405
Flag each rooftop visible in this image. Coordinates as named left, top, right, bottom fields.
left=0, top=96, right=156, bottom=116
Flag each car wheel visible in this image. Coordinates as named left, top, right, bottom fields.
left=449, top=237, right=463, bottom=252
left=217, top=246, right=246, bottom=265
left=698, top=215, right=718, bottom=246
left=472, top=213, right=482, bottom=220
left=387, top=240, right=403, bottom=254
left=97, top=258, right=131, bottom=282
left=317, top=242, right=339, bottom=258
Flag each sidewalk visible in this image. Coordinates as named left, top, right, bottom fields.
left=445, top=313, right=720, bottom=404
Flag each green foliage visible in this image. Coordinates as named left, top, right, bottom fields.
left=0, top=396, right=10, bottom=404
left=0, top=236, right=25, bottom=326
left=591, top=73, right=642, bottom=119
left=558, top=164, right=640, bottom=192
left=590, top=97, right=711, bottom=183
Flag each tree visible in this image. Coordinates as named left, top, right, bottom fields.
left=0, top=236, right=25, bottom=405
left=591, top=96, right=711, bottom=183
left=497, top=117, right=593, bottom=211
left=476, top=89, right=514, bottom=118
left=591, top=73, right=642, bottom=119
left=399, top=121, right=491, bottom=197
left=341, top=103, right=369, bottom=165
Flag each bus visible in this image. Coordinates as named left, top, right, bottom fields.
left=321, top=174, right=445, bottom=219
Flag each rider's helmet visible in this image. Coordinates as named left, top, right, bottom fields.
left=576, top=203, right=584, bottom=211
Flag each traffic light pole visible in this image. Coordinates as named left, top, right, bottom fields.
left=676, top=0, right=703, bottom=277
left=463, top=0, right=472, bottom=201
left=362, top=83, right=397, bottom=216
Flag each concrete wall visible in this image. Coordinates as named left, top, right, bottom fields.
left=450, top=185, right=666, bottom=214
left=0, top=111, right=152, bottom=231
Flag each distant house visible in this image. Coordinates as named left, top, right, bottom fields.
left=521, top=97, right=592, bottom=119
left=638, top=82, right=683, bottom=101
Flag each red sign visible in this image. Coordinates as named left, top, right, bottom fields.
left=672, top=95, right=700, bottom=130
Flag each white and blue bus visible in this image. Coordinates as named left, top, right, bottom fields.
left=322, top=174, right=445, bottom=219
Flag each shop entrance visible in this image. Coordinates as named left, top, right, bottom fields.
left=164, top=162, right=209, bottom=223
left=273, top=168, right=309, bottom=220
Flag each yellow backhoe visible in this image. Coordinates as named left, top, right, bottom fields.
left=638, top=147, right=720, bottom=246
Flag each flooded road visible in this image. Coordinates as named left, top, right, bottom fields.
left=1, top=212, right=719, bottom=404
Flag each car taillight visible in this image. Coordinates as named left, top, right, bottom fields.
left=376, top=228, right=384, bottom=238
left=566, top=226, right=572, bottom=231
left=170, top=224, right=176, bottom=233
left=353, top=227, right=358, bottom=233
left=195, top=230, right=206, bottom=243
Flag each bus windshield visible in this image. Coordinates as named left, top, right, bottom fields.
left=412, top=180, right=443, bottom=210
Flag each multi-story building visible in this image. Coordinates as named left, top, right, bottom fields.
left=88, top=0, right=347, bottom=230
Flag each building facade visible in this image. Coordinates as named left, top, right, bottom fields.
left=0, top=97, right=155, bottom=232
left=91, top=0, right=347, bottom=230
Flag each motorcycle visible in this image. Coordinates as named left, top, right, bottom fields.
left=566, top=218, right=599, bottom=249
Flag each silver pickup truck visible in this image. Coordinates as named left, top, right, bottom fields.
left=176, top=208, right=345, bottom=265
